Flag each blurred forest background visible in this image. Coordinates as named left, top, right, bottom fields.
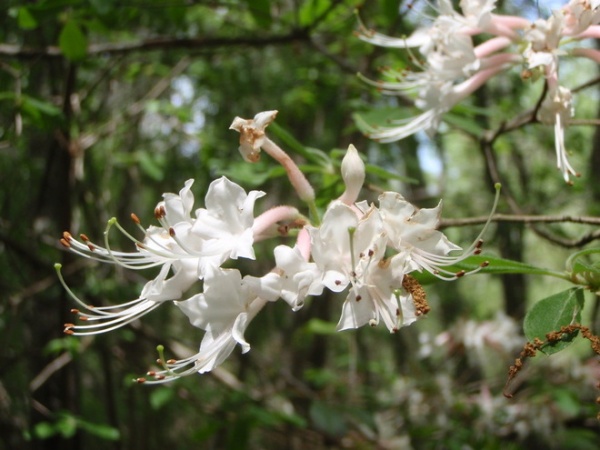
left=1, top=0, right=599, bottom=449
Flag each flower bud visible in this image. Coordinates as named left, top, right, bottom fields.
left=338, top=144, right=365, bottom=205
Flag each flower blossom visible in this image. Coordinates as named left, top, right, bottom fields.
left=357, top=0, right=600, bottom=182
left=538, top=85, right=579, bottom=182
left=57, top=177, right=265, bottom=336
left=57, top=123, right=497, bottom=382
left=155, top=266, right=281, bottom=379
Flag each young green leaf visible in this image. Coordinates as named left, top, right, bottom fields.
left=524, top=288, right=584, bottom=355
left=59, top=21, right=88, bottom=61
left=17, top=7, right=38, bottom=30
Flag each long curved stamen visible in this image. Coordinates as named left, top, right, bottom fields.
left=55, top=263, right=161, bottom=335
left=138, top=331, right=234, bottom=384
left=412, top=183, right=501, bottom=279
left=61, top=232, right=165, bottom=269
left=65, top=302, right=160, bottom=336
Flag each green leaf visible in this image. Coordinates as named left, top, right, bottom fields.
left=299, top=0, right=332, bottom=27
left=43, top=337, right=79, bottom=356
left=242, top=0, right=272, bottom=28
left=352, top=108, right=412, bottom=134
left=443, top=112, right=485, bottom=136
left=303, top=318, right=338, bottom=335
left=137, top=152, right=164, bottom=181
left=76, top=418, right=120, bottom=440
left=21, top=96, right=62, bottom=117
left=524, top=288, right=584, bottom=355
left=59, top=21, right=88, bottom=61
left=17, top=7, right=38, bottom=30
left=382, top=0, right=401, bottom=20
left=365, top=163, right=417, bottom=184
left=55, top=413, right=77, bottom=438
left=268, top=122, right=331, bottom=167
left=150, top=387, right=174, bottom=410
left=32, top=421, right=57, bottom=439
left=411, top=254, right=560, bottom=285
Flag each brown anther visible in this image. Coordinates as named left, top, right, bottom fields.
left=156, top=359, right=163, bottom=364
left=156, top=375, right=166, bottom=380
left=474, top=248, right=482, bottom=255
left=147, top=371, right=156, bottom=376
left=395, top=308, right=400, bottom=316
left=131, top=213, right=141, bottom=224
left=167, top=359, right=177, bottom=364
left=63, top=231, right=73, bottom=240
left=64, top=323, right=75, bottom=329
left=481, top=261, right=490, bottom=268
left=392, top=327, right=399, bottom=333
left=64, top=329, right=74, bottom=335
left=70, top=309, right=80, bottom=314
left=60, top=238, right=71, bottom=248
left=455, top=270, right=466, bottom=278
left=476, top=239, right=484, bottom=249
left=403, top=274, right=430, bottom=316
left=160, top=205, right=166, bottom=217
left=169, top=227, right=176, bottom=237
left=335, top=280, right=342, bottom=286
left=355, top=295, right=362, bottom=302
left=136, top=378, right=147, bottom=384
left=87, top=243, right=95, bottom=251
left=78, top=316, right=89, bottom=321
left=80, top=234, right=90, bottom=241
left=154, top=207, right=162, bottom=219
left=368, top=249, right=374, bottom=257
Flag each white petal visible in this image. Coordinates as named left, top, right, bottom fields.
left=337, top=287, right=376, bottom=331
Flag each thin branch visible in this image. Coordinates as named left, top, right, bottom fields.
left=440, top=213, right=600, bottom=228
left=0, top=31, right=310, bottom=59
left=441, top=214, right=600, bottom=248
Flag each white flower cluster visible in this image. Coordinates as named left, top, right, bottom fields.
left=57, top=112, right=493, bottom=383
left=357, top=0, right=600, bottom=183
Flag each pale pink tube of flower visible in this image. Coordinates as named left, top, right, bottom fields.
left=252, top=205, right=302, bottom=241
left=474, top=36, right=513, bottom=59
left=261, top=137, right=315, bottom=203
left=571, top=47, right=600, bottom=64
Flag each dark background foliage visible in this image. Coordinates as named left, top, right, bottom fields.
left=1, top=1, right=599, bottom=449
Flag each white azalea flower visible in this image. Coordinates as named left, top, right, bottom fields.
left=562, top=0, right=600, bottom=35
left=58, top=180, right=204, bottom=335
left=58, top=177, right=265, bottom=335
left=538, top=85, right=579, bottom=183
left=523, top=13, right=565, bottom=73
left=274, top=244, right=323, bottom=311
left=309, top=202, right=417, bottom=333
left=193, top=176, right=265, bottom=267
left=378, top=192, right=486, bottom=280
left=144, top=266, right=281, bottom=380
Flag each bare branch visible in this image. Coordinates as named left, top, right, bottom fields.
left=440, top=213, right=600, bottom=228
left=0, top=31, right=310, bottom=60
left=441, top=214, right=600, bottom=248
